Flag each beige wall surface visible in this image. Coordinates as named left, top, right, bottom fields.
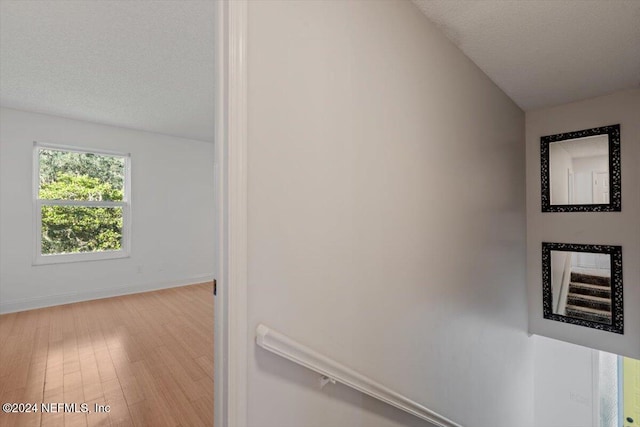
left=246, top=1, right=532, bottom=426
left=526, top=89, right=640, bottom=358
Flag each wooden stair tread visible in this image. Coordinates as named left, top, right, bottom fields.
left=566, top=305, right=611, bottom=316
left=569, top=282, right=611, bottom=290
left=570, top=272, right=611, bottom=287
left=567, top=293, right=611, bottom=303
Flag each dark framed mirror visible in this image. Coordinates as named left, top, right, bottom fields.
left=541, top=124, right=621, bottom=212
left=542, top=242, right=623, bottom=334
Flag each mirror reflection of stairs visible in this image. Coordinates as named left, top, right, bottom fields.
left=565, top=272, right=612, bottom=324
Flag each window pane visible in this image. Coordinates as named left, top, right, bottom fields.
left=39, top=148, right=125, bottom=201
left=41, top=206, right=123, bottom=255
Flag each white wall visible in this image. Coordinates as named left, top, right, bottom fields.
left=526, top=89, right=640, bottom=358
left=246, top=1, right=533, bottom=426
left=0, top=107, right=215, bottom=313
left=534, top=335, right=623, bottom=427
left=534, top=335, right=598, bottom=427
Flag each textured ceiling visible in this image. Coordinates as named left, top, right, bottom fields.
left=0, top=0, right=215, bottom=142
left=413, top=0, right=640, bottom=111
left=2, top=1, right=637, bottom=134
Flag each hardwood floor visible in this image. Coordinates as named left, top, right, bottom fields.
left=0, top=283, right=214, bottom=427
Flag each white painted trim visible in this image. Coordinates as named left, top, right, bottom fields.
left=34, top=250, right=130, bottom=266
left=213, top=1, right=228, bottom=424
left=39, top=200, right=128, bottom=207
left=556, top=252, right=573, bottom=314
left=227, top=0, right=248, bottom=425
left=33, top=141, right=132, bottom=157
left=214, top=1, right=249, bottom=427
left=0, top=275, right=214, bottom=314
left=256, top=324, right=464, bottom=427
left=33, top=143, right=42, bottom=262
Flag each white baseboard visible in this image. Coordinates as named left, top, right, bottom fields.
left=0, top=274, right=214, bottom=314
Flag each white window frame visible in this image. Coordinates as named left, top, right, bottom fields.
left=33, top=142, right=131, bottom=265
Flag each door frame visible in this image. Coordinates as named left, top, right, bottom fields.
left=214, top=1, right=249, bottom=426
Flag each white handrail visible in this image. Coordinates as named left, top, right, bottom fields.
left=256, top=324, right=463, bottom=427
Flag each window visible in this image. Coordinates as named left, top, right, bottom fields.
left=33, top=143, right=131, bottom=264
left=596, top=352, right=640, bottom=427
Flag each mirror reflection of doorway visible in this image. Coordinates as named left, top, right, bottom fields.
left=593, top=171, right=610, bottom=204
left=549, top=134, right=609, bottom=206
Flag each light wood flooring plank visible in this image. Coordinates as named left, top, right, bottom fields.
left=0, top=283, right=214, bottom=427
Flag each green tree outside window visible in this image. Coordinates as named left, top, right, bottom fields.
left=38, top=149, right=126, bottom=255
